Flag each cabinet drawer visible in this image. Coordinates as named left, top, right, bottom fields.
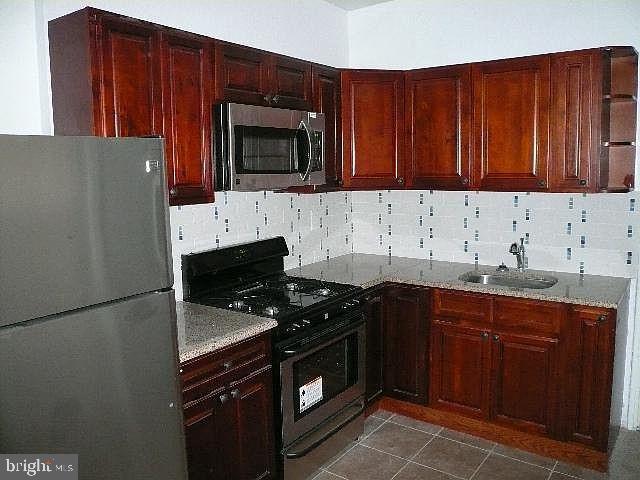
left=180, top=333, right=271, bottom=397
left=183, top=389, right=219, bottom=426
left=432, top=289, right=491, bottom=326
left=493, top=298, right=563, bottom=337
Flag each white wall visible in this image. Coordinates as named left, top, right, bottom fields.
left=0, top=0, right=45, bottom=134
left=348, top=0, right=640, bottom=69
left=0, top=0, right=348, bottom=135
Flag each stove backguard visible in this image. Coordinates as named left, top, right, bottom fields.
left=182, top=236, right=289, bottom=300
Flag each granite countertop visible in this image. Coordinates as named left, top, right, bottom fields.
left=176, top=301, right=277, bottom=363
left=287, top=254, right=630, bottom=309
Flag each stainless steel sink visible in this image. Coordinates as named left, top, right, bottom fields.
left=458, top=271, right=558, bottom=289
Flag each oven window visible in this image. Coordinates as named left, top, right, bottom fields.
left=234, top=125, right=309, bottom=174
left=292, top=332, right=358, bottom=421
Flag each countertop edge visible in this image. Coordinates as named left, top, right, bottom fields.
left=178, top=319, right=277, bottom=364
left=360, top=275, right=624, bottom=309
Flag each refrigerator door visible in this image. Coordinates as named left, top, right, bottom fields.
left=0, top=135, right=172, bottom=327
left=0, top=290, right=187, bottom=480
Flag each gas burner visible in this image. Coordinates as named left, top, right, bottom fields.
left=285, top=282, right=299, bottom=291
left=263, top=306, right=279, bottom=317
left=313, top=288, right=332, bottom=296
left=230, top=299, right=246, bottom=310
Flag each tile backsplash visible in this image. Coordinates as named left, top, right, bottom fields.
left=353, top=190, right=639, bottom=278
left=170, top=189, right=639, bottom=300
left=170, top=191, right=354, bottom=299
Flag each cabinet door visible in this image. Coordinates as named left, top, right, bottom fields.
left=491, top=332, right=559, bottom=436
left=215, top=42, right=271, bottom=105
left=383, top=285, right=429, bottom=404
left=98, top=16, right=162, bottom=137
left=405, top=65, right=472, bottom=189
left=271, top=56, right=313, bottom=110
left=563, top=306, right=615, bottom=451
left=550, top=51, right=597, bottom=192
left=183, top=388, right=234, bottom=480
left=364, top=290, right=384, bottom=403
left=430, top=323, right=491, bottom=418
left=472, top=56, right=550, bottom=191
left=161, top=33, right=214, bottom=206
left=231, top=367, right=276, bottom=480
left=313, top=65, right=342, bottom=187
left=341, top=70, right=405, bottom=189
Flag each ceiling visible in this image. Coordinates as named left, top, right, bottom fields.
left=324, top=0, right=393, bottom=11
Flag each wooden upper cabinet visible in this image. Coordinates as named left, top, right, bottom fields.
left=563, top=306, right=616, bottom=451
left=472, top=56, right=550, bottom=191
left=405, top=65, right=472, bottom=189
left=49, top=9, right=162, bottom=137
left=160, top=32, right=214, bottom=206
left=271, top=56, right=312, bottom=110
left=341, top=70, right=405, bottom=189
left=214, top=42, right=271, bottom=106
left=215, top=42, right=313, bottom=110
left=99, top=18, right=163, bottom=137
left=313, top=65, right=342, bottom=187
left=549, top=50, right=597, bottom=192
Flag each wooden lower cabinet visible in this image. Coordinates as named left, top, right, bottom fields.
left=563, top=306, right=616, bottom=450
left=364, top=289, right=385, bottom=403
left=231, top=368, right=276, bottom=480
left=430, top=323, right=491, bottom=418
left=180, top=334, right=275, bottom=480
left=490, top=332, right=560, bottom=436
left=383, top=285, right=429, bottom=404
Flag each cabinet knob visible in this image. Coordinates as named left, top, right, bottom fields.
left=537, top=180, right=547, bottom=188
left=597, top=314, right=608, bottom=323
left=461, top=177, right=470, bottom=185
left=169, top=188, right=177, bottom=196
left=481, top=331, right=489, bottom=339
left=230, top=388, right=240, bottom=399
left=397, top=177, right=405, bottom=185
left=492, top=334, right=500, bottom=342
left=219, top=393, right=230, bottom=404
left=579, top=179, right=587, bottom=186
left=179, top=368, right=183, bottom=374
left=223, top=361, right=233, bottom=369
left=271, top=95, right=280, bottom=104
left=263, top=94, right=272, bottom=104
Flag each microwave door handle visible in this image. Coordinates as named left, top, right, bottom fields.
left=298, top=119, right=313, bottom=181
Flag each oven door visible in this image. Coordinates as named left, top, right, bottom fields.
left=278, top=316, right=366, bottom=447
left=215, top=103, right=325, bottom=191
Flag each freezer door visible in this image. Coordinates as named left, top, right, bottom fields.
left=0, top=135, right=172, bottom=327
left=0, top=290, right=187, bottom=480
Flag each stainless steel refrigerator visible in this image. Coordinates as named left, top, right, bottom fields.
left=0, top=135, right=188, bottom=479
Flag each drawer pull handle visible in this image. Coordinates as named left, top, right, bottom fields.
left=481, top=331, right=489, bottom=339
left=219, top=394, right=230, bottom=404
left=597, top=314, right=608, bottom=323
left=223, top=361, right=233, bottom=369
left=493, top=334, right=500, bottom=342
left=231, top=389, right=240, bottom=400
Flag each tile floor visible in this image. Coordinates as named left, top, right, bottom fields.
left=309, top=410, right=640, bottom=480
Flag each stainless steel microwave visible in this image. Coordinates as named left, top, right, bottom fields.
left=214, top=103, right=325, bottom=191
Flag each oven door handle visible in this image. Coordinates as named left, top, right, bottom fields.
left=280, top=316, right=365, bottom=359
left=283, top=400, right=365, bottom=459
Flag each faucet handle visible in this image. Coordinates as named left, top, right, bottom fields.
left=509, top=243, right=520, bottom=254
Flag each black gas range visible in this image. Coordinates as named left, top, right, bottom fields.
left=182, top=237, right=366, bottom=480
left=181, top=237, right=363, bottom=343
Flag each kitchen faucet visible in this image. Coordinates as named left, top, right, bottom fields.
left=509, top=238, right=526, bottom=272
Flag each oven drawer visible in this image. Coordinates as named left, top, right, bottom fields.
left=180, top=333, right=271, bottom=403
